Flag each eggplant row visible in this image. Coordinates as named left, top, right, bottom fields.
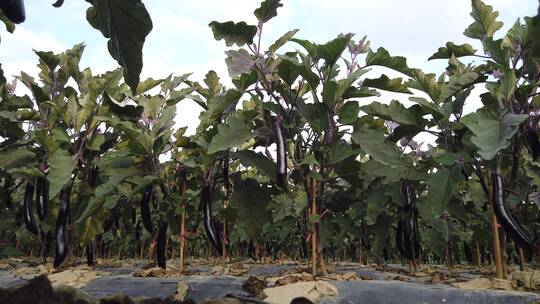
left=274, top=117, right=287, bottom=187
left=491, top=173, right=535, bottom=252
left=53, top=187, right=71, bottom=267
left=0, top=0, right=25, bottom=24
left=23, top=182, right=39, bottom=235
left=201, top=179, right=222, bottom=253
left=141, top=185, right=153, bottom=233
left=36, top=177, right=48, bottom=221
left=156, top=221, right=167, bottom=269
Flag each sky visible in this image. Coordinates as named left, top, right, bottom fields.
left=1, top=0, right=538, bottom=134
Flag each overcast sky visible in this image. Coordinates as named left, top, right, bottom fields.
left=1, top=0, right=538, bottom=133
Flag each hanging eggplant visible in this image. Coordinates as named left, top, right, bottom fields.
left=523, top=120, right=540, bottom=161
left=395, top=181, right=421, bottom=262
left=491, top=173, right=535, bottom=252
left=53, top=187, right=71, bottom=267
left=274, top=117, right=287, bottom=187
left=156, top=221, right=167, bottom=269
left=52, top=0, right=64, bottom=8
left=86, top=241, right=95, bottom=266
left=23, top=182, right=39, bottom=235
left=201, top=178, right=222, bottom=253
left=0, top=0, right=25, bottom=24
left=35, top=177, right=48, bottom=221
left=140, top=185, right=153, bottom=233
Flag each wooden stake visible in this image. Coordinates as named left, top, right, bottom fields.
left=475, top=241, right=481, bottom=266
left=310, top=178, right=317, bottom=276
left=488, top=172, right=504, bottom=279
left=500, top=231, right=508, bottom=279
left=179, top=181, right=187, bottom=273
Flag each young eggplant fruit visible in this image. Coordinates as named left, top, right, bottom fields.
left=35, top=177, right=48, bottom=221
left=274, top=117, right=287, bottom=187
left=156, top=221, right=167, bottom=269
left=53, top=187, right=71, bottom=267
left=201, top=179, right=222, bottom=253
left=491, top=173, right=535, bottom=252
left=0, top=0, right=25, bottom=23
left=140, top=185, right=153, bottom=233
left=23, top=182, right=39, bottom=235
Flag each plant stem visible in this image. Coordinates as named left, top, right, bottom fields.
left=310, top=178, right=317, bottom=276
left=179, top=181, right=186, bottom=273
left=488, top=172, right=504, bottom=279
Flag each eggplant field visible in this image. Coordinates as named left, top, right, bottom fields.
left=2, top=0, right=540, bottom=303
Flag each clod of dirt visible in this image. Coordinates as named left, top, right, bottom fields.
left=262, top=281, right=338, bottom=304
left=319, top=271, right=359, bottom=281
left=513, top=271, right=540, bottom=290
left=274, top=273, right=314, bottom=286
left=451, top=277, right=516, bottom=291
left=49, top=268, right=111, bottom=288
left=242, top=276, right=266, bottom=296
left=133, top=267, right=168, bottom=277
left=174, top=281, right=189, bottom=301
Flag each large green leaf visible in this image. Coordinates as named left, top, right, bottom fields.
left=317, top=34, right=353, bottom=66
left=254, top=0, right=282, bottom=23
left=420, top=167, right=463, bottom=219
left=198, top=89, right=242, bottom=132
left=428, top=42, right=477, bottom=60
left=327, top=142, right=355, bottom=165
left=230, top=178, right=272, bottom=240
left=338, top=100, right=360, bottom=124
left=362, top=75, right=411, bottom=94
left=360, top=100, right=425, bottom=126
left=0, top=149, right=36, bottom=172
left=351, top=126, right=401, bottom=168
left=207, top=116, right=252, bottom=154
left=464, top=0, right=503, bottom=40
left=461, top=108, right=528, bottom=160
left=48, top=149, right=76, bottom=199
left=86, top=0, right=153, bottom=94
left=365, top=47, right=416, bottom=77
left=268, top=29, right=298, bottom=54
left=209, top=21, right=258, bottom=47
left=296, top=99, right=325, bottom=132
left=234, top=150, right=276, bottom=182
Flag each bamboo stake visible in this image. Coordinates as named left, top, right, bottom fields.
left=475, top=241, right=481, bottom=266
left=500, top=231, right=508, bottom=279
left=310, top=178, right=317, bottom=276
left=488, top=172, right=504, bottom=279
left=179, top=181, right=187, bottom=273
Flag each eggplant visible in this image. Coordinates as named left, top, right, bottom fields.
left=53, top=187, right=71, bottom=267
left=274, top=117, right=287, bottom=187
left=395, top=181, right=421, bottom=262
left=0, top=0, right=25, bottom=24
left=491, top=173, right=535, bottom=252
left=23, top=182, right=39, bottom=234
left=52, top=0, right=64, bottom=7
left=201, top=179, right=222, bottom=253
left=140, top=185, right=153, bottom=233
left=35, top=177, right=48, bottom=221
left=156, top=221, right=167, bottom=269
left=86, top=241, right=95, bottom=266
